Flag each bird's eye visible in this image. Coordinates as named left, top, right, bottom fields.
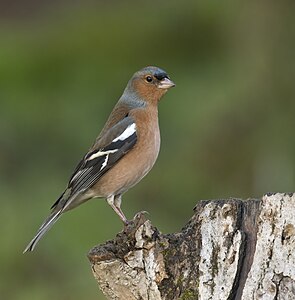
left=146, top=76, right=153, bottom=83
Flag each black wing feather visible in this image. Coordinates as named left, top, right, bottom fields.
left=70, top=132, right=137, bottom=195
left=51, top=122, right=137, bottom=210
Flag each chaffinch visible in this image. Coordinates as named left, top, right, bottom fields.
left=24, top=66, right=175, bottom=252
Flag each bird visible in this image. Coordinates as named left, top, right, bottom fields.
left=23, top=66, right=175, bottom=252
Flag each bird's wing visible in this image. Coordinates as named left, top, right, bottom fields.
left=51, top=116, right=137, bottom=209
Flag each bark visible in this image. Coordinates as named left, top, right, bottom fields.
left=88, top=193, right=295, bottom=300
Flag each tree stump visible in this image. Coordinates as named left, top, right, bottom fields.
left=88, top=193, right=295, bottom=300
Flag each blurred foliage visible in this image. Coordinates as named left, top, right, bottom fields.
left=0, top=1, right=294, bottom=299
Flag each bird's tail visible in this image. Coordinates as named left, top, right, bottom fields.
left=23, top=209, right=62, bottom=253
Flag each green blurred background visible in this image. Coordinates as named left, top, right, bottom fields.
left=1, top=1, right=294, bottom=299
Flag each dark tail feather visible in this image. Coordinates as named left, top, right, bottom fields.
left=23, top=209, right=62, bottom=253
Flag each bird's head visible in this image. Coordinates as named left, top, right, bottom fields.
left=126, top=66, right=175, bottom=104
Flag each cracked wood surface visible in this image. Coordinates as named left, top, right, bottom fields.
left=88, top=193, right=295, bottom=300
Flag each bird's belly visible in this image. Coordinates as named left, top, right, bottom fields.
left=92, top=138, right=160, bottom=197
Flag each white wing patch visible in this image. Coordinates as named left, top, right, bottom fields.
left=113, top=123, right=136, bottom=142
left=67, top=121, right=137, bottom=193
left=87, top=149, right=118, bottom=161
left=101, top=155, right=109, bottom=170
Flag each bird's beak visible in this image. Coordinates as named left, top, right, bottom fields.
left=158, top=77, right=176, bottom=89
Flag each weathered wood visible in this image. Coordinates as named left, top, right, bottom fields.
left=88, top=193, right=295, bottom=300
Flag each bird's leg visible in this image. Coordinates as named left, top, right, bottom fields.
left=114, top=194, right=130, bottom=225
left=107, top=195, right=128, bottom=224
